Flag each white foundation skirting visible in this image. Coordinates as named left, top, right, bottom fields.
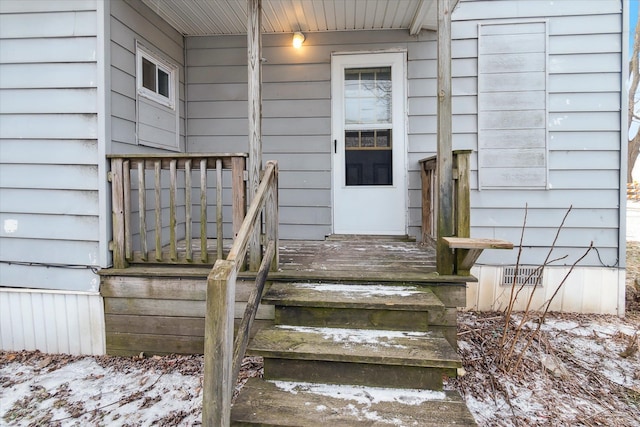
left=467, top=266, right=626, bottom=316
left=0, top=288, right=105, bottom=355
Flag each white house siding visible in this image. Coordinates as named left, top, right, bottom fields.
left=109, top=0, right=185, bottom=154
left=0, top=0, right=106, bottom=353
left=186, top=30, right=440, bottom=240
left=451, top=0, right=624, bottom=315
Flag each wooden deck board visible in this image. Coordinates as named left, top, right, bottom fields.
left=102, top=238, right=445, bottom=282
left=232, top=378, right=477, bottom=426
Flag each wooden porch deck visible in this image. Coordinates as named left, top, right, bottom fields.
left=173, top=236, right=448, bottom=282
left=274, top=237, right=444, bottom=282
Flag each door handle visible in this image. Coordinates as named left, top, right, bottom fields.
left=334, top=139, right=337, bottom=154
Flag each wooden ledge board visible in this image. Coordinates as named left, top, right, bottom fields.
left=442, top=237, right=513, bottom=250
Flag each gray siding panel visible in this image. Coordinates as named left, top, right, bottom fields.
left=453, top=0, right=622, bottom=266
left=109, top=0, right=184, bottom=153
left=0, top=2, right=102, bottom=289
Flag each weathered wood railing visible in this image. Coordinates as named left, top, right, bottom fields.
left=108, top=153, right=247, bottom=268
left=203, top=160, right=278, bottom=427
left=420, top=150, right=471, bottom=246
left=420, top=150, right=471, bottom=274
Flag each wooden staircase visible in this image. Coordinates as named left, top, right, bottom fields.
left=231, top=280, right=476, bottom=426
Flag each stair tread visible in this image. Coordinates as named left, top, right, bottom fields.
left=231, top=378, right=476, bottom=426
left=264, top=282, right=445, bottom=311
left=248, top=325, right=461, bottom=368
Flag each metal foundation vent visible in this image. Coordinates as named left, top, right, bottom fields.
left=501, top=266, right=543, bottom=287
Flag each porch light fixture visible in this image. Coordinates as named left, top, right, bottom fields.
left=292, top=31, right=305, bottom=48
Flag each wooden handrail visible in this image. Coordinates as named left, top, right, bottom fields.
left=419, top=150, right=472, bottom=274
left=203, top=160, right=279, bottom=427
left=108, top=153, right=247, bottom=268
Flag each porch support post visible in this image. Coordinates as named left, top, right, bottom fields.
left=436, top=0, right=455, bottom=275
left=247, top=0, right=262, bottom=271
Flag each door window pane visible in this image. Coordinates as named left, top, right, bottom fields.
left=344, top=129, right=392, bottom=186
left=344, top=67, right=392, bottom=125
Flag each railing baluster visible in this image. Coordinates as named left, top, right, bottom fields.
left=232, top=156, right=246, bottom=239
left=169, top=159, right=178, bottom=261
left=154, top=160, right=162, bottom=262
left=138, top=161, right=147, bottom=261
left=110, top=158, right=126, bottom=269
left=185, top=159, right=193, bottom=262
left=216, top=158, right=223, bottom=260
left=200, top=159, right=208, bottom=263
left=123, top=160, right=132, bottom=262
left=265, top=161, right=279, bottom=271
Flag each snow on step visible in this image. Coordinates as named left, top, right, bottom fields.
left=231, top=378, right=477, bottom=426
left=263, top=282, right=445, bottom=310
left=248, top=325, right=461, bottom=368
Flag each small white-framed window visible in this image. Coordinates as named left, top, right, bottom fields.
left=136, top=42, right=177, bottom=109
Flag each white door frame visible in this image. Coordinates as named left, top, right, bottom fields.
left=331, top=50, right=408, bottom=235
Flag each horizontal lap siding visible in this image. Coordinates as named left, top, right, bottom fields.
left=109, top=0, right=185, bottom=154
left=452, top=0, right=622, bottom=267
left=0, top=1, right=102, bottom=291
left=186, top=30, right=437, bottom=240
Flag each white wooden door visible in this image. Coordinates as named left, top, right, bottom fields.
left=331, top=52, right=407, bottom=235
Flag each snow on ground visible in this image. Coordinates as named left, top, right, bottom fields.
left=452, top=311, right=640, bottom=427
left=2, top=311, right=638, bottom=426
left=0, top=353, right=205, bottom=426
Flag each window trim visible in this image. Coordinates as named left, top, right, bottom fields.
left=136, top=42, right=177, bottom=110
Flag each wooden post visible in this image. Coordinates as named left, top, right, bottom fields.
left=138, top=161, right=147, bottom=261
left=200, top=159, right=208, bottom=263
left=420, top=162, right=429, bottom=244
left=265, top=161, right=279, bottom=271
left=123, top=160, right=132, bottom=261
left=231, top=156, right=246, bottom=239
left=110, top=158, right=127, bottom=269
left=154, top=160, right=162, bottom=262
left=202, top=259, right=236, bottom=427
left=216, top=158, right=224, bottom=260
left=436, top=0, right=454, bottom=275
left=454, top=150, right=472, bottom=239
left=169, top=159, right=178, bottom=261
left=185, top=159, right=193, bottom=262
left=247, top=0, right=262, bottom=271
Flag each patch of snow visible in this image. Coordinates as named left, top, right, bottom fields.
left=378, top=245, right=419, bottom=253
left=292, top=283, right=423, bottom=297
left=271, top=381, right=447, bottom=405
left=276, top=325, right=430, bottom=349
left=1, top=357, right=202, bottom=426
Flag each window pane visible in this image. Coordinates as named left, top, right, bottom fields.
left=345, top=129, right=393, bottom=186
left=157, top=69, right=169, bottom=97
left=345, top=149, right=392, bottom=186
left=344, top=67, right=391, bottom=125
left=142, top=58, right=156, bottom=92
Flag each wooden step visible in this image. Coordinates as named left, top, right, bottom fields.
left=264, top=282, right=453, bottom=331
left=231, top=378, right=476, bottom=426
left=248, top=325, right=461, bottom=389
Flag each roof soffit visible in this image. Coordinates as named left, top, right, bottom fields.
left=140, top=0, right=460, bottom=36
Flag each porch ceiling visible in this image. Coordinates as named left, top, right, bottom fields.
left=141, top=0, right=459, bottom=36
